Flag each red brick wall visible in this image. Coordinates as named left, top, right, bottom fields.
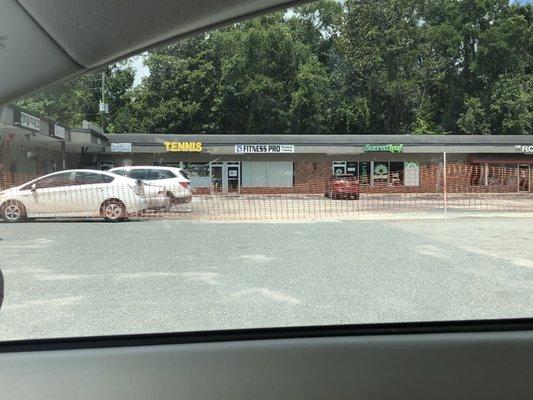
left=189, top=162, right=523, bottom=195
left=288, top=162, right=521, bottom=194
left=0, top=172, right=38, bottom=190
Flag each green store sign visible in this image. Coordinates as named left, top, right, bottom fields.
left=363, top=144, right=404, bottom=153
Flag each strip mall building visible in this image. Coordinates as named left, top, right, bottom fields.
left=102, top=134, right=533, bottom=194
left=1, top=104, right=532, bottom=193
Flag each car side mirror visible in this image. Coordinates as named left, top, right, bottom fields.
left=31, top=183, right=37, bottom=191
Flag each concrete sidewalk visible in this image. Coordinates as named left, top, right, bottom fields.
left=152, top=192, right=533, bottom=221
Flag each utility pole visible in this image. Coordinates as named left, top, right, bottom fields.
left=99, top=71, right=108, bottom=134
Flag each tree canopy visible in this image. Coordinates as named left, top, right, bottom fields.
left=17, top=0, right=532, bottom=135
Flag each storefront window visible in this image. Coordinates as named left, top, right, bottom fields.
left=331, top=161, right=409, bottom=186
left=390, top=162, right=404, bottom=186
left=332, top=161, right=346, bottom=175
left=183, top=162, right=210, bottom=177
left=358, top=162, right=371, bottom=185
left=502, top=164, right=518, bottom=187
left=487, top=164, right=502, bottom=186
left=346, top=162, right=358, bottom=176
left=470, top=163, right=485, bottom=185
left=404, top=162, right=420, bottom=186
left=373, top=162, right=389, bottom=185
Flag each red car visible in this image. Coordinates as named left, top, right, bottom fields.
left=324, top=174, right=360, bottom=200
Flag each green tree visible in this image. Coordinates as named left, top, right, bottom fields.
left=14, top=0, right=533, bottom=136
left=457, top=97, right=490, bottom=135
left=17, top=62, right=134, bottom=132
left=490, top=74, right=532, bottom=135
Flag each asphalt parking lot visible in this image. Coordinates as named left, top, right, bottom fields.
left=1, top=214, right=532, bottom=341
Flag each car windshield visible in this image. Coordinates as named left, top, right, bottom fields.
left=0, top=0, right=532, bottom=341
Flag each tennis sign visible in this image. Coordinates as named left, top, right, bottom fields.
left=164, top=142, right=203, bottom=152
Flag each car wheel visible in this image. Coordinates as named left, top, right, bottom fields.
left=354, top=194, right=360, bottom=200
left=1, top=200, right=26, bottom=223
left=102, top=200, right=127, bottom=222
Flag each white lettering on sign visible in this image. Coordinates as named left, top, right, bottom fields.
left=235, top=144, right=294, bottom=153
left=515, top=144, right=533, bottom=153
left=111, top=143, right=132, bottom=153
left=20, top=112, right=40, bottom=131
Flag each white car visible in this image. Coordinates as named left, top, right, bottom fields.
left=0, top=169, right=155, bottom=223
left=109, top=166, right=192, bottom=208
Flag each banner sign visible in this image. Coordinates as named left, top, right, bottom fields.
left=164, top=141, right=203, bottom=152
left=111, top=143, right=132, bottom=153
left=20, top=112, right=40, bottom=131
left=363, top=144, right=403, bottom=153
left=235, top=144, right=295, bottom=154
left=404, top=162, right=420, bottom=186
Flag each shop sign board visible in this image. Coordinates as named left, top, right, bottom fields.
left=235, top=144, right=294, bottom=154
left=164, top=141, right=203, bottom=152
left=364, top=144, right=403, bottom=153
left=54, top=124, right=66, bottom=139
left=20, top=112, right=40, bottom=131
left=111, top=143, right=132, bottom=153
left=515, top=144, right=533, bottom=153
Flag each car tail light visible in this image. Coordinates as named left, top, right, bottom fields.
left=179, top=181, right=190, bottom=188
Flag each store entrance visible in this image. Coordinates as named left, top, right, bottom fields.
left=518, top=164, right=530, bottom=192
left=210, top=162, right=240, bottom=194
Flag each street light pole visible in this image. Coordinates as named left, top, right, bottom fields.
left=100, top=71, right=106, bottom=134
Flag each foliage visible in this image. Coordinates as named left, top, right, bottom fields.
left=17, top=62, right=134, bottom=132
left=457, top=97, right=490, bottom=135
left=16, top=0, right=532, bottom=135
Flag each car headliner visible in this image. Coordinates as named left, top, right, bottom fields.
left=0, top=0, right=308, bottom=105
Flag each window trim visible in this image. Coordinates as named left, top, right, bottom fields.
left=21, top=172, right=75, bottom=190
left=74, top=171, right=114, bottom=185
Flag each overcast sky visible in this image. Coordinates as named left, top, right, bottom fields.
left=132, top=55, right=149, bottom=86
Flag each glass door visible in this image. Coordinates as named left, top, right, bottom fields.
left=518, top=164, right=530, bottom=192
left=209, top=162, right=241, bottom=193
left=210, top=163, right=223, bottom=193
left=226, top=162, right=240, bottom=193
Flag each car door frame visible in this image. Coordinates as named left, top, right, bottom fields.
left=72, top=171, right=116, bottom=216
left=20, top=171, right=77, bottom=217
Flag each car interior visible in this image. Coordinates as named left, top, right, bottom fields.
left=1, top=0, right=532, bottom=399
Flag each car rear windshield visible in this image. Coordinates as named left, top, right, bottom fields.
left=178, top=170, right=189, bottom=180
left=111, top=169, right=129, bottom=177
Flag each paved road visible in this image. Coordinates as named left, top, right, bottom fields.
left=0, top=216, right=532, bottom=341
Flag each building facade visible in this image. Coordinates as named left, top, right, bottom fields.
left=0, top=104, right=107, bottom=188
left=2, top=102, right=532, bottom=194
left=101, top=134, right=533, bottom=194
